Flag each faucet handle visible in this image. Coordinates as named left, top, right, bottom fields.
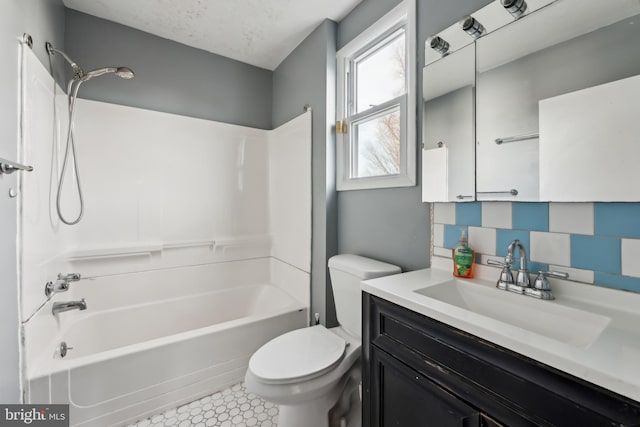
left=45, top=280, right=69, bottom=297
left=58, top=273, right=81, bottom=282
left=488, top=258, right=515, bottom=290
left=487, top=259, right=511, bottom=268
left=534, top=270, right=569, bottom=290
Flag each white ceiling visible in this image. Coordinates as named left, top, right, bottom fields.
left=63, top=0, right=362, bottom=70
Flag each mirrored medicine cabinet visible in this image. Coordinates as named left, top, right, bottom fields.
left=422, top=0, right=640, bottom=202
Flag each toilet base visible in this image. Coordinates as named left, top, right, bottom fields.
left=276, top=367, right=361, bottom=427
left=245, top=326, right=363, bottom=427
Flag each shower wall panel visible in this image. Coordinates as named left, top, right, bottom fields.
left=20, top=49, right=311, bottom=322
left=268, top=112, right=312, bottom=309
left=20, top=47, right=73, bottom=321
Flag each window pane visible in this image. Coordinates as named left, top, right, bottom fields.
left=353, top=108, right=401, bottom=178
left=355, top=31, right=405, bottom=114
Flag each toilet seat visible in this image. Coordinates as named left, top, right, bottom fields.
left=249, top=326, right=347, bottom=385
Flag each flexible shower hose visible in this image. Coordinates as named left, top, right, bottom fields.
left=56, top=79, right=84, bottom=225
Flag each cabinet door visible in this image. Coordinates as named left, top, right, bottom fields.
left=371, top=347, right=481, bottom=427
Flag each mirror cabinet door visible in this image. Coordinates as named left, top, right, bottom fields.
left=422, top=44, right=476, bottom=202
left=475, top=0, right=640, bottom=201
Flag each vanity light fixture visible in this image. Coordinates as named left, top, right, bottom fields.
left=501, top=0, right=528, bottom=19
left=427, top=36, right=450, bottom=56
left=459, top=16, right=485, bottom=39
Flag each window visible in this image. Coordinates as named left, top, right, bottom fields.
left=336, top=0, right=416, bottom=191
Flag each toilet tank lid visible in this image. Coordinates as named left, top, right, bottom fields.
left=328, top=254, right=401, bottom=280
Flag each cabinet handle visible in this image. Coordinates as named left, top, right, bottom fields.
left=477, top=189, right=518, bottom=196
left=456, top=195, right=474, bottom=200
left=494, top=132, right=539, bottom=145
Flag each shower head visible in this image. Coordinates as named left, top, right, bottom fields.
left=115, top=67, right=135, bottom=79
left=83, top=66, right=135, bottom=81
left=45, top=41, right=135, bottom=82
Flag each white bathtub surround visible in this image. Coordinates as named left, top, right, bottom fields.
left=20, top=46, right=72, bottom=320
left=20, top=48, right=312, bottom=426
left=20, top=48, right=312, bottom=323
left=268, top=115, right=311, bottom=275
left=126, top=382, right=278, bottom=427
left=266, top=112, right=312, bottom=311
left=270, top=258, right=311, bottom=307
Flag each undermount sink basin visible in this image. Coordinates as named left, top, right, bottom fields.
left=415, top=279, right=610, bottom=348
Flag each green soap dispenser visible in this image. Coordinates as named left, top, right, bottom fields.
left=452, top=229, right=475, bottom=278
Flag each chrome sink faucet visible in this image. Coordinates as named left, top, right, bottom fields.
left=488, top=240, right=569, bottom=300
left=506, top=240, right=531, bottom=289
left=52, top=298, right=87, bottom=315
left=488, top=239, right=529, bottom=294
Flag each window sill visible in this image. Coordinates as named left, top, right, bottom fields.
left=337, top=174, right=416, bottom=191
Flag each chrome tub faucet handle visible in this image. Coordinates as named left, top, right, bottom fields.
left=58, top=273, right=81, bottom=282
left=46, top=273, right=82, bottom=297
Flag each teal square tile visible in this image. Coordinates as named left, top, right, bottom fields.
left=444, top=225, right=467, bottom=250
left=571, top=235, right=620, bottom=274
left=456, top=202, right=481, bottom=227
left=512, top=202, right=549, bottom=231
left=594, top=273, right=640, bottom=293
left=595, top=203, right=640, bottom=238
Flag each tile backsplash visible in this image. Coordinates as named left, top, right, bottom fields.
left=433, top=202, right=640, bottom=293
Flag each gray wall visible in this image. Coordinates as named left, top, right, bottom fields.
left=335, top=0, right=493, bottom=272
left=64, top=10, right=273, bottom=129
left=272, top=20, right=339, bottom=326
left=0, top=0, right=65, bottom=403
left=337, top=0, right=402, bottom=50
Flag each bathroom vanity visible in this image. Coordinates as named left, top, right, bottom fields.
left=361, top=269, right=640, bottom=426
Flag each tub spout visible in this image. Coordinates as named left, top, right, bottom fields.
left=52, top=298, right=87, bottom=315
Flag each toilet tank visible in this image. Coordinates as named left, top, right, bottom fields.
left=328, top=255, right=401, bottom=338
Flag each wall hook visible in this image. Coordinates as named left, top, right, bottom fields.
left=22, top=33, right=33, bottom=49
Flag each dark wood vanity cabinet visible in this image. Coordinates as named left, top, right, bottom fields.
left=371, top=346, right=483, bottom=426
left=362, top=293, right=640, bottom=427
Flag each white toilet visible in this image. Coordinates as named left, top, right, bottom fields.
left=245, top=254, right=401, bottom=427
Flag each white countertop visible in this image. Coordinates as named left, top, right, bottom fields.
left=361, top=263, right=640, bottom=402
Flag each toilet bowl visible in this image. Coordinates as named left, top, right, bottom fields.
left=245, top=254, right=401, bottom=427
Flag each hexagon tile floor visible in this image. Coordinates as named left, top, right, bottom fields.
left=127, top=382, right=278, bottom=427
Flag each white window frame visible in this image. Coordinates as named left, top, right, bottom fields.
left=336, top=0, right=416, bottom=191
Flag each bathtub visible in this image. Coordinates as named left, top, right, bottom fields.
left=27, top=275, right=307, bottom=427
